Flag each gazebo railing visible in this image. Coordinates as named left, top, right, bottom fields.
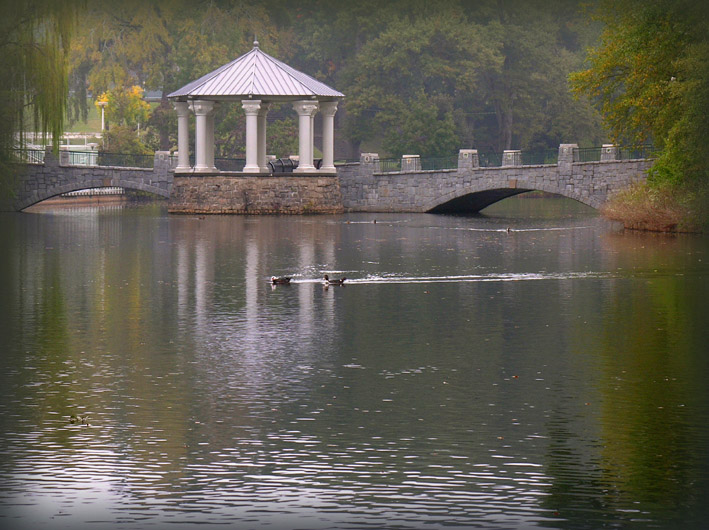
left=215, top=157, right=246, bottom=172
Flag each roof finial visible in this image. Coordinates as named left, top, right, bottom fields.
left=253, top=36, right=259, bottom=49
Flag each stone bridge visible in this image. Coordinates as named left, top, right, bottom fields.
left=338, top=145, right=653, bottom=213
left=2, top=150, right=173, bottom=211
left=3, top=144, right=653, bottom=214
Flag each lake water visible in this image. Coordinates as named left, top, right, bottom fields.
left=1, top=198, right=708, bottom=529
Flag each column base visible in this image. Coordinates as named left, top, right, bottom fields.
left=319, top=166, right=337, bottom=174
left=193, top=166, right=217, bottom=173
left=294, top=165, right=316, bottom=173
left=243, top=165, right=262, bottom=173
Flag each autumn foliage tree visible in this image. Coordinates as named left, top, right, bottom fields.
left=571, top=0, right=709, bottom=186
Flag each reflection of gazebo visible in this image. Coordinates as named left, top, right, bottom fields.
left=168, top=40, right=344, bottom=174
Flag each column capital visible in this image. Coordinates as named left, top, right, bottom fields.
left=257, top=102, right=270, bottom=116
left=173, top=101, right=190, bottom=117
left=320, top=101, right=339, bottom=117
left=242, top=99, right=262, bottom=115
left=293, top=100, right=319, bottom=116
left=190, top=100, right=214, bottom=116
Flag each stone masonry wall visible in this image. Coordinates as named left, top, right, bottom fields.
left=4, top=149, right=173, bottom=211
left=168, top=175, right=343, bottom=214
left=5, top=146, right=653, bottom=214
left=339, top=158, right=653, bottom=212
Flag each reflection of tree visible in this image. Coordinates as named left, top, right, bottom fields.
left=597, top=278, right=697, bottom=507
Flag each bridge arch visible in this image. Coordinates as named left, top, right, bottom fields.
left=17, top=178, right=169, bottom=211
left=8, top=152, right=173, bottom=212
left=423, top=182, right=603, bottom=214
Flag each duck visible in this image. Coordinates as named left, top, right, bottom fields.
left=271, top=276, right=291, bottom=285
left=69, top=414, right=90, bottom=425
left=323, top=274, right=346, bottom=285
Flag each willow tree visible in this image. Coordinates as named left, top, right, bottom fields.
left=0, top=0, right=81, bottom=198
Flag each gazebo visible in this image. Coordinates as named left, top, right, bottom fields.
left=168, top=41, right=344, bottom=174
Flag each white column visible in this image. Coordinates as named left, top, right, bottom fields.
left=320, top=101, right=338, bottom=174
left=191, top=100, right=214, bottom=173
left=257, top=103, right=270, bottom=172
left=242, top=100, right=261, bottom=173
left=173, top=101, right=191, bottom=171
left=311, top=101, right=319, bottom=165
left=293, top=100, right=319, bottom=173
left=206, top=105, right=216, bottom=171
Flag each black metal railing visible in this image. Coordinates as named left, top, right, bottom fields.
left=96, top=152, right=154, bottom=168
left=378, top=158, right=401, bottom=172
left=573, top=144, right=655, bottom=162
left=619, top=145, right=657, bottom=160
left=521, top=149, right=559, bottom=165
left=9, top=148, right=46, bottom=164
left=478, top=152, right=503, bottom=167
left=573, top=147, right=603, bottom=162
left=421, top=155, right=458, bottom=171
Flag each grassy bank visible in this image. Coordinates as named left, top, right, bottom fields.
left=602, top=181, right=708, bottom=233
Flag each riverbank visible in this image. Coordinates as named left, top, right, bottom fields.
left=602, top=181, right=708, bottom=233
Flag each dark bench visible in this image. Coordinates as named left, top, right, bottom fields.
left=268, top=158, right=323, bottom=173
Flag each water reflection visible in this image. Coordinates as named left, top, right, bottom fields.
left=0, top=199, right=708, bottom=529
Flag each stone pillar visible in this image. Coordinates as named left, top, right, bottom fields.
left=458, top=149, right=479, bottom=170
left=558, top=143, right=577, bottom=177
left=242, top=100, right=262, bottom=173
left=320, top=101, right=338, bottom=174
left=401, top=154, right=421, bottom=171
left=360, top=153, right=380, bottom=174
left=502, top=150, right=521, bottom=166
left=191, top=100, right=214, bottom=172
left=293, top=100, right=319, bottom=173
left=173, top=101, right=191, bottom=171
left=154, top=151, right=172, bottom=177
left=601, top=144, right=618, bottom=161
left=257, top=103, right=270, bottom=172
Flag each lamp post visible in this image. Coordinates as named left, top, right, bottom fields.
left=97, top=101, right=107, bottom=132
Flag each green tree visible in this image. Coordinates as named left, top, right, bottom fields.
left=267, top=117, right=299, bottom=159
left=101, top=125, right=152, bottom=155
left=343, top=13, right=500, bottom=156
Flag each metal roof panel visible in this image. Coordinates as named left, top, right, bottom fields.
left=168, top=44, right=344, bottom=99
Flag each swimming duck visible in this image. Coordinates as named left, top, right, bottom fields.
left=271, top=276, right=291, bottom=285
left=323, top=274, right=346, bottom=285
left=69, top=414, right=90, bottom=425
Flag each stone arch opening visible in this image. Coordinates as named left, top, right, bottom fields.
left=425, top=187, right=599, bottom=214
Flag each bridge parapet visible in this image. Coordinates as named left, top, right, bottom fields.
left=338, top=143, right=654, bottom=213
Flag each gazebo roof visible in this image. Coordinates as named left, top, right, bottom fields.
left=168, top=41, right=344, bottom=100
